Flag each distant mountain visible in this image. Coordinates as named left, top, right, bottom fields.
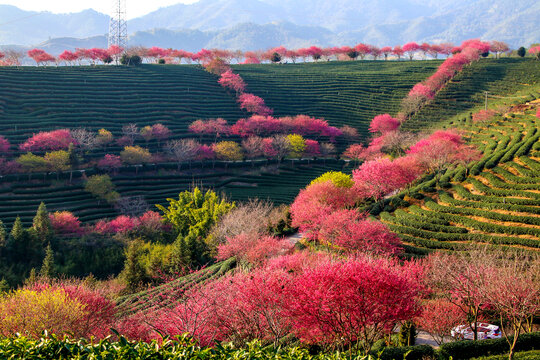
left=18, top=22, right=334, bottom=55
left=0, top=0, right=538, bottom=50
left=0, top=5, right=108, bottom=46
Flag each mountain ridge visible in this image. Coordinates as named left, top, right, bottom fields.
left=0, top=0, right=538, bottom=50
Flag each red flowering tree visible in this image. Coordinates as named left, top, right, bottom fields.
left=27, top=49, right=56, bottom=65
left=97, top=154, right=122, bottom=173
left=216, top=233, right=293, bottom=266
left=369, top=114, right=400, bottom=134
left=343, top=144, right=366, bottom=162
left=290, top=180, right=360, bottom=240
left=197, top=144, right=215, bottom=161
left=304, top=139, right=320, bottom=157
left=218, top=69, right=246, bottom=93
left=318, top=209, right=402, bottom=255
left=417, top=298, right=465, bottom=345
left=528, top=45, right=540, bottom=60
left=461, top=39, right=491, bottom=55
left=49, top=211, right=84, bottom=235
left=0, top=136, right=10, bottom=153
left=393, top=45, right=404, bottom=60
left=242, top=51, right=261, bottom=64
left=380, top=46, right=392, bottom=60
left=285, top=256, right=425, bottom=353
left=480, top=252, right=540, bottom=360
left=58, top=50, right=79, bottom=65
left=403, top=42, right=420, bottom=60
left=150, top=123, right=171, bottom=145
left=19, top=129, right=75, bottom=151
left=489, top=41, right=509, bottom=59
left=352, top=157, right=418, bottom=201
left=189, top=118, right=230, bottom=139
left=230, top=116, right=281, bottom=137
left=406, top=130, right=480, bottom=175
left=94, top=215, right=136, bottom=234
left=238, top=93, right=273, bottom=116
left=472, top=109, right=497, bottom=123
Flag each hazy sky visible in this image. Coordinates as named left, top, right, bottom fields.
left=1, top=0, right=198, bottom=18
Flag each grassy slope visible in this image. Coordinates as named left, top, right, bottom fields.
left=0, top=61, right=437, bottom=225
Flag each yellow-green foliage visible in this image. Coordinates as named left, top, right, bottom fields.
left=84, top=175, right=119, bottom=204
left=157, top=187, right=235, bottom=240
left=310, top=171, right=354, bottom=188
left=0, top=288, right=86, bottom=338
left=213, top=141, right=243, bottom=161
left=16, top=153, right=48, bottom=172
left=44, top=150, right=70, bottom=172
left=287, top=134, right=306, bottom=158
left=120, top=146, right=152, bottom=165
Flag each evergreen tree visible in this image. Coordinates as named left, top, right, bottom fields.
left=10, top=216, right=24, bottom=242
left=32, top=202, right=52, bottom=243
left=39, top=242, right=55, bottom=278
left=68, top=143, right=80, bottom=167
left=121, top=240, right=149, bottom=292
left=517, top=47, right=526, bottom=57
left=0, top=219, right=6, bottom=251
left=25, top=268, right=37, bottom=286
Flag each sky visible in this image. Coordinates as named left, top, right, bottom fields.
left=0, top=0, right=199, bottom=19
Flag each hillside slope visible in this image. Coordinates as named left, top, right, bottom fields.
left=0, top=61, right=437, bottom=224
left=382, top=100, right=540, bottom=254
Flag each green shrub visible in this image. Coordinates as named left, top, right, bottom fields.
left=438, top=331, right=540, bottom=360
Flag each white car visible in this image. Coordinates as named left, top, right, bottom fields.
left=451, top=323, right=502, bottom=340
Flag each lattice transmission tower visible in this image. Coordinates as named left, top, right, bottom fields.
left=108, top=0, right=128, bottom=49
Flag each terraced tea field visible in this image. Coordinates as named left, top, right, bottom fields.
left=0, top=61, right=437, bottom=224
left=0, top=61, right=440, bottom=147
left=382, top=104, right=540, bottom=253
left=402, top=58, right=540, bottom=132
left=0, top=160, right=347, bottom=225
left=234, top=60, right=441, bottom=135
left=115, top=257, right=237, bottom=317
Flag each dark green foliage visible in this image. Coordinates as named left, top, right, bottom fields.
left=32, top=202, right=52, bottom=243
left=121, top=239, right=151, bottom=293
left=53, top=234, right=125, bottom=279
left=472, top=350, right=540, bottom=360
left=0, top=220, right=6, bottom=249
left=0, top=335, right=435, bottom=360
left=517, top=47, right=526, bottom=57
left=67, top=143, right=79, bottom=168
left=270, top=52, right=282, bottom=63
left=438, top=332, right=540, bottom=360
left=158, top=59, right=166, bottom=64
left=398, top=321, right=416, bottom=347
left=39, top=242, right=55, bottom=278
left=375, top=344, right=434, bottom=360
left=120, top=54, right=142, bottom=66
left=347, top=50, right=359, bottom=59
